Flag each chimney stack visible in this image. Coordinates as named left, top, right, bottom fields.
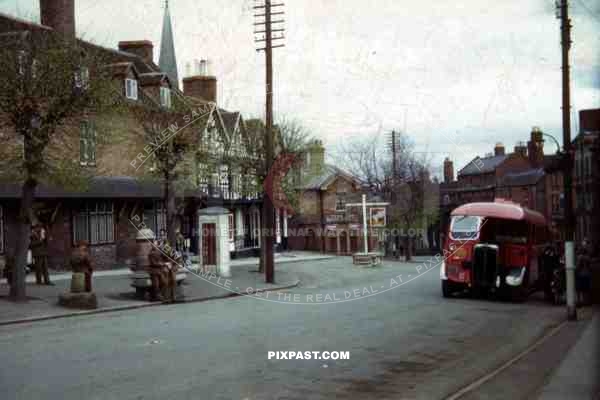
left=514, top=141, right=528, bottom=157
left=494, top=142, right=505, bottom=156
left=527, top=126, right=545, bottom=167
left=183, top=61, right=217, bottom=103
left=307, top=139, right=325, bottom=177
left=118, top=41, right=154, bottom=64
left=40, top=0, right=75, bottom=38
left=443, top=157, right=454, bottom=183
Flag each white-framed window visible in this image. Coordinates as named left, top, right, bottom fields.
left=31, top=59, right=40, bottom=79
left=75, top=67, right=90, bottom=90
left=160, top=87, right=171, bottom=108
left=17, top=50, right=26, bottom=75
left=73, top=202, right=115, bottom=245
left=219, top=165, right=229, bottom=199
left=229, top=213, right=235, bottom=242
left=125, top=78, right=138, bottom=100
left=80, top=120, right=96, bottom=166
left=0, top=205, right=4, bottom=254
left=336, top=193, right=347, bottom=212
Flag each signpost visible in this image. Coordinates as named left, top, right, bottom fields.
left=345, top=195, right=389, bottom=255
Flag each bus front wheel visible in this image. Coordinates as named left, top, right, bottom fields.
left=442, top=281, right=456, bottom=298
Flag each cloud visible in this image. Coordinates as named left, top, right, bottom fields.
left=1, top=0, right=598, bottom=174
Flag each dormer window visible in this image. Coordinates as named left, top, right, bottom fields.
left=125, top=78, right=138, bottom=100
left=75, top=67, right=90, bottom=90
left=160, top=87, right=171, bottom=108
left=17, top=50, right=26, bottom=75
left=80, top=120, right=96, bottom=166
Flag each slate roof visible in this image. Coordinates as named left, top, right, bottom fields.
left=300, top=164, right=359, bottom=190
left=499, top=168, right=545, bottom=187
left=220, top=111, right=240, bottom=136
left=104, top=62, right=138, bottom=78
left=139, top=72, right=168, bottom=86
left=459, top=154, right=508, bottom=176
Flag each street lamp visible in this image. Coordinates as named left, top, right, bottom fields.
left=541, top=132, right=562, bottom=154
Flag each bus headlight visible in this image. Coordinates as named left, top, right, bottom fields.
left=506, top=267, right=526, bottom=287
left=440, top=260, right=448, bottom=280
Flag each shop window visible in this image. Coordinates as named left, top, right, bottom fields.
left=73, top=202, right=115, bottom=245
left=144, top=201, right=166, bottom=238
left=80, top=120, right=96, bottom=166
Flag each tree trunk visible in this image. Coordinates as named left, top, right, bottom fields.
left=164, top=175, right=177, bottom=247
left=405, top=236, right=412, bottom=262
left=10, top=178, right=36, bottom=301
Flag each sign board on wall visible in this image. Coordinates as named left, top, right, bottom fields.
left=369, top=207, right=386, bottom=227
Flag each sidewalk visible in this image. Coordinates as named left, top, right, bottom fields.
left=0, top=252, right=333, bottom=325
left=0, top=251, right=333, bottom=284
left=537, top=308, right=600, bottom=400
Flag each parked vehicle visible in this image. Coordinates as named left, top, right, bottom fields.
left=440, top=200, right=550, bottom=301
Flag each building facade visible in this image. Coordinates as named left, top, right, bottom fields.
left=0, top=2, right=264, bottom=270
left=439, top=128, right=564, bottom=243
left=287, top=141, right=381, bottom=254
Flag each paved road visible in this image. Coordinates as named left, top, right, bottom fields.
left=0, top=257, right=567, bottom=399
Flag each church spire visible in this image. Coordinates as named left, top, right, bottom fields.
left=159, top=0, right=179, bottom=89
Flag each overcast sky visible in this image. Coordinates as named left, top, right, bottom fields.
left=2, top=0, right=599, bottom=173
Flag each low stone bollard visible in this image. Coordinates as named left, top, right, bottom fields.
left=58, top=272, right=98, bottom=310
left=70, top=272, right=86, bottom=293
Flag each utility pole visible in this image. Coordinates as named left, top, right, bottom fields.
left=557, top=0, right=576, bottom=321
left=389, top=130, right=399, bottom=253
left=255, top=0, right=285, bottom=283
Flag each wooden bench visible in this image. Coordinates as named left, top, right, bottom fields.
left=352, top=252, right=383, bottom=267
left=130, top=270, right=188, bottom=300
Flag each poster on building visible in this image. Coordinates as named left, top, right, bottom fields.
left=369, top=207, right=386, bottom=227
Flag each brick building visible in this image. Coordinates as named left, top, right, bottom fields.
left=287, top=141, right=381, bottom=254
left=574, top=109, right=600, bottom=245
left=439, top=127, right=564, bottom=243
left=0, top=2, right=264, bottom=269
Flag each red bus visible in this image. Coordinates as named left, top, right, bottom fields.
left=440, top=200, right=550, bottom=301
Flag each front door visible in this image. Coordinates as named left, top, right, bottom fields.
left=350, top=233, right=359, bottom=253
left=202, top=223, right=217, bottom=266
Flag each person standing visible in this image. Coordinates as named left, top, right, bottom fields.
left=31, top=224, right=52, bottom=285
left=576, top=239, right=592, bottom=306
left=147, top=242, right=167, bottom=302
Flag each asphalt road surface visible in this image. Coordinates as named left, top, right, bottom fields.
left=0, top=257, right=568, bottom=400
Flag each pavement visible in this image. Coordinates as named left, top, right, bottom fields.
left=0, top=254, right=597, bottom=399
left=0, top=251, right=333, bottom=325
left=537, top=308, right=600, bottom=400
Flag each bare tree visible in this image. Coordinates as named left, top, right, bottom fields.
left=334, top=131, right=438, bottom=260
left=243, top=116, right=313, bottom=272
left=0, top=30, right=118, bottom=300
left=134, top=100, right=208, bottom=247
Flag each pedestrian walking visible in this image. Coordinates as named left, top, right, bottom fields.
left=542, top=242, right=560, bottom=302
